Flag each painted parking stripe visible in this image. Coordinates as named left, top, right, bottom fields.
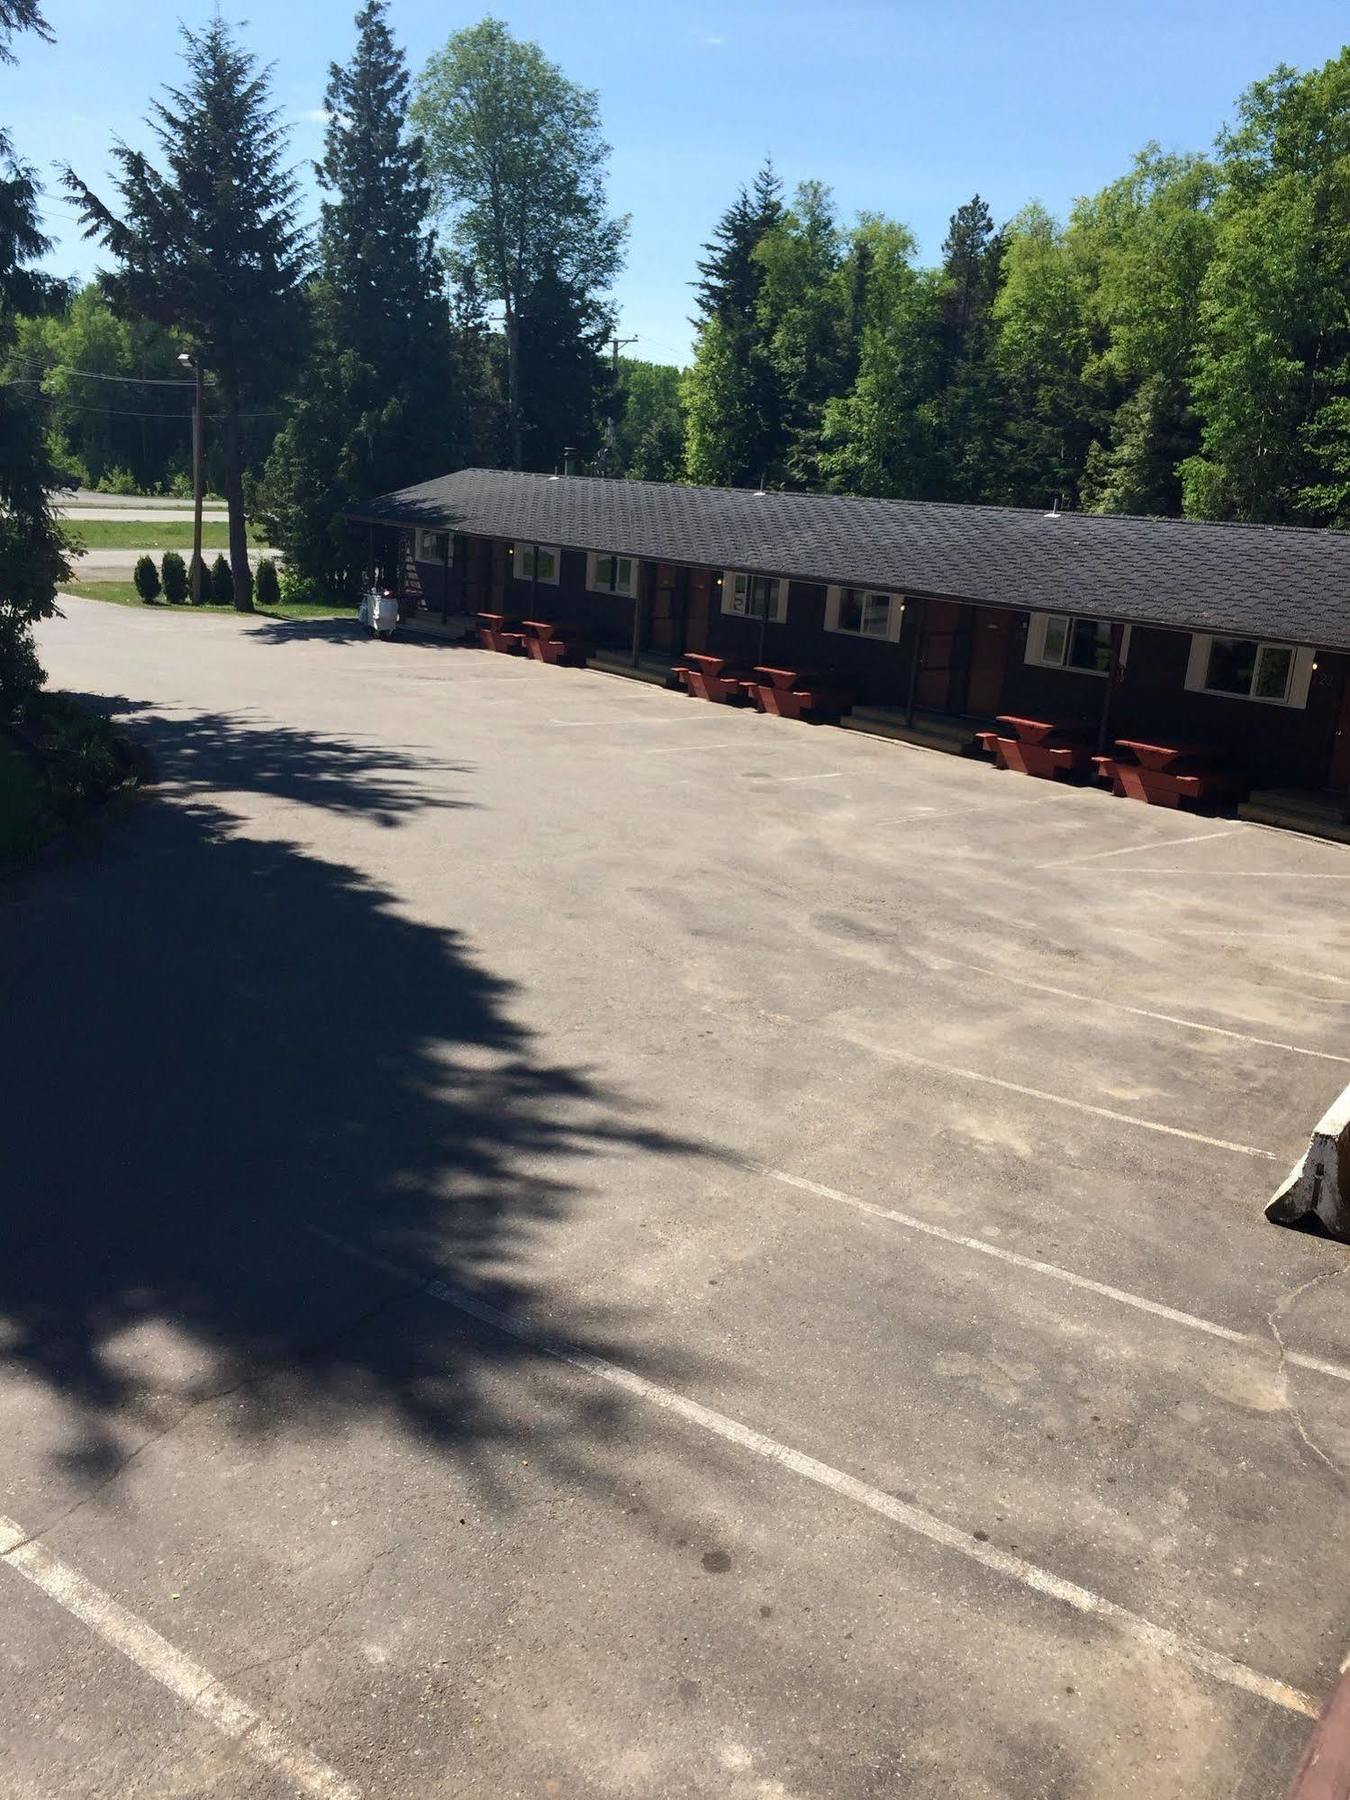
left=744, top=1162, right=1350, bottom=1386
left=1038, top=828, right=1244, bottom=869
left=0, top=1518, right=359, bottom=1799
left=919, top=954, right=1350, bottom=1066
left=307, top=1226, right=1317, bottom=1720
left=761, top=1012, right=1279, bottom=1159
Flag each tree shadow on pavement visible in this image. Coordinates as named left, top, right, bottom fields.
left=0, top=695, right=717, bottom=1521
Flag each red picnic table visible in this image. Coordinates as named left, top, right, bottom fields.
left=678, top=652, right=751, bottom=703
left=477, top=611, right=525, bottom=654
left=977, top=714, right=1092, bottom=780
left=521, top=619, right=588, bottom=667
left=749, top=665, right=852, bottom=721
left=1096, top=738, right=1243, bottom=809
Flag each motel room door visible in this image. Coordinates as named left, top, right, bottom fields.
left=964, top=607, right=1013, bottom=716
left=1332, top=660, right=1350, bottom=792
left=683, top=570, right=713, bottom=654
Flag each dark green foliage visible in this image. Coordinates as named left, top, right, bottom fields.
left=262, top=1, right=455, bottom=595
left=209, top=553, right=233, bottom=604
left=0, top=0, right=69, bottom=716
left=132, top=553, right=160, bottom=602
left=517, top=260, right=611, bottom=472
left=254, top=556, right=280, bottom=609
left=613, top=358, right=685, bottom=481
left=64, top=17, right=306, bottom=611
left=684, top=163, right=786, bottom=486
left=160, top=550, right=187, bottom=603
left=413, top=17, right=626, bottom=469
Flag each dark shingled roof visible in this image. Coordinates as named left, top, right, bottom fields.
left=349, top=468, right=1350, bottom=651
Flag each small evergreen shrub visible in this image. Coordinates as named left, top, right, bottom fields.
left=210, top=553, right=233, bottom=604
left=161, top=551, right=188, bottom=604
left=133, top=554, right=161, bottom=603
left=254, top=557, right=281, bottom=609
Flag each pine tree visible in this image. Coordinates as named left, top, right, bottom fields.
left=933, top=195, right=1007, bottom=501
left=264, top=1, right=453, bottom=594
left=516, top=259, right=611, bottom=471
left=0, top=0, right=69, bottom=714
left=64, top=18, right=306, bottom=611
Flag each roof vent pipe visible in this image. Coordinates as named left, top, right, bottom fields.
left=563, top=446, right=579, bottom=478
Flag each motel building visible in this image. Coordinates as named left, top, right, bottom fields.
left=348, top=468, right=1350, bottom=833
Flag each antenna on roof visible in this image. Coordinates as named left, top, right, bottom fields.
left=1045, top=495, right=1061, bottom=518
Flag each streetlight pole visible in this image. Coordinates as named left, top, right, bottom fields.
left=178, top=352, right=204, bottom=605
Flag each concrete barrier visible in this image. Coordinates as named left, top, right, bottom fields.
left=1283, top=1656, right=1350, bottom=1799
left=1267, top=1079, right=1350, bottom=1241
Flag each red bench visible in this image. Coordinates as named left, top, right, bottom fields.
left=477, top=612, right=525, bottom=654
left=683, top=653, right=751, bottom=703
left=979, top=718, right=1091, bottom=780
left=749, top=665, right=852, bottom=721
left=1097, top=740, right=1245, bottom=810
left=521, top=620, right=588, bottom=666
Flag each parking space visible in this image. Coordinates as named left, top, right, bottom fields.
left=3, top=598, right=1349, bottom=1798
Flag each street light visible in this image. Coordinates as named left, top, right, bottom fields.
left=178, top=352, right=204, bottom=605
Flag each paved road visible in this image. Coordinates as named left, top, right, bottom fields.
left=70, top=546, right=281, bottom=580
left=58, top=488, right=229, bottom=517
left=4, top=598, right=1350, bottom=1799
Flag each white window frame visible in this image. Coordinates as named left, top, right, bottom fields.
left=1025, top=611, right=1122, bottom=677
left=586, top=551, right=639, bottom=598
left=824, top=585, right=905, bottom=643
left=1184, top=633, right=1314, bottom=709
left=511, top=543, right=560, bottom=585
left=720, top=570, right=787, bottom=623
left=416, top=528, right=451, bottom=563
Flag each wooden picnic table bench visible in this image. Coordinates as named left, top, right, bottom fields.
left=1095, top=738, right=1244, bottom=809
left=681, top=652, right=754, bottom=703
left=977, top=714, right=1092, bottom=780
left=521, top=619, right=588, bottom=667
left=749, top=665, right=852, bottom=722
left=477, top=611, right=526, bottom=655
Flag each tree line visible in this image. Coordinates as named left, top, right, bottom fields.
left=3, top=0, right=1349, bottom=713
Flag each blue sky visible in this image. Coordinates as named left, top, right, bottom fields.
left=13, top=0, right=1350, bottom=366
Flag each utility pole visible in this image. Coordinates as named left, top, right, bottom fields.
left=178, top=352, right=205, bottom=605
left=600, top=332, right=638, bottom=476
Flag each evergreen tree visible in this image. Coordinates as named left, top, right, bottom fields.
left=0, top=0, right=69, bottom=713
left=264, top=1, right=453, bottom=594
left=683, top=163, right=786, bottom=486
left=64, top=18, right=306, bottom=610
left=516, top=259, right=611, bottom=471
left=755, top=182, right=857, bottom=486
left=819, top=218, right=946, bottom=499
left=414, top=19, right=626, bottom=470
left=933, top=195, right=1007, bottom=502
left=447, top=266, right=508, bottom=467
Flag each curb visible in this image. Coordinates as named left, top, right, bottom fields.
left=1267, top=1079, right=1350, bottom=1241
left=1285, top=1658, right=1350, bottom=1799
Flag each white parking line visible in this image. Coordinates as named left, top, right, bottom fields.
left=761, top=1012, right=1278, bottom=1159
left=921, top=954, right=1350, bottom=1065
left=0, top=1517, right=359, bottom=1798
left=745, top=1163, right=1350, bottom=1385
left=757, top=771, right=843, bottom=784
left=1038, top=829, right=1244, bottom=869
left=308, top=1227, right=1317, bottom=1720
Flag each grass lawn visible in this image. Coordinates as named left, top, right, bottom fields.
left=65, top=518, right=272, bottom=551
left=60, top=580, right=350, bottom=621
left=0, top=736, right=49, bottom=858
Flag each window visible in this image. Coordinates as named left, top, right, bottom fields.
left=416, top=529, right=450, bottom=562
left=721, top=571, right=787, bottom=623
left=1184, top=634, right=1314, bottom=708
left=825, top=586, right=904, bottom=642
left=587, top=552, right=638, bottom=597
left=512, top=543, right=559, bottom=584
left=1026, top=611, right=1113, bottom=675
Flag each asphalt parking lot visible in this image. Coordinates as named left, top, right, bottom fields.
left=3, top=596, right=1350, bottom=1799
